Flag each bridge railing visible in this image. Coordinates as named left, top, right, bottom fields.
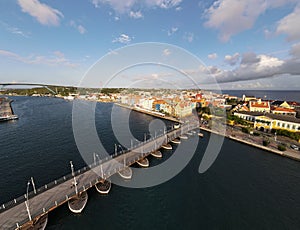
left=0, top=122, right=199, bottom=216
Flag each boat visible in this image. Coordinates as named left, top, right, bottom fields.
left=173, top=123, right=180, bottom=129
left=171, top=138, right=181, bottom=144
left=179, top=135, right=188, bottom=140
left=198, top=132, right=204, bottom=137
left=68, top=191, right=88, bottom=214
left=161, top=144, right=172, bottom=150
left=20, top=214, right=48, bottom=230
left=151, top=150, right=162, bottom=158
left=191, top=130, right=197, bottom=134
left=136, top=158, right=149, bottom=167
left=95, top=179, right=111, bottom=194
left=186, top=132, right=193, bottom=136
left=118, top=167, right=132, bottom=179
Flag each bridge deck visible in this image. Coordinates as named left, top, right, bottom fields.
left=0, top=123, right=197, bottom=229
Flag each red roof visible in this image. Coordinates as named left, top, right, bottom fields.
left=250, top=101, right=270, bottom=108
left=272, top=107, right=296, bottom=113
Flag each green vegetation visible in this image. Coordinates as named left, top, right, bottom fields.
left=278, top=144, right=287, bottom=151
left=226, top=98, right=238, bottom=105
left=227, top=114, right=252, bottom=126
left=242, top=127, right=250, bottom=134
left=263, top=139, right=270, bottom=146
left=253, top=132, right=260, bottom=136
left=100, top=88, right=122, bottom=94
left=198, top=107, right=211, bottom=115
left=271, top=129, right=300, bottom=141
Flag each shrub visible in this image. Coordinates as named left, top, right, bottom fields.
left=242, top=127, right=250, bottom=134
left=253, top=132, right=260, bottom=136
left=278, top=144, right=286, bottom=151
left=263, top=139, right=270, bottom=146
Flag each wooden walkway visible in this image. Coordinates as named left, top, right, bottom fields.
left=0, top=123, right=198, bottom=229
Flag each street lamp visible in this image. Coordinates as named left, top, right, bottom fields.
left=31, top=177, right=36, bottom=194
left=118, top=145, right=126, bottom=167
left=25, top=181, right=32, bottom=221
left=70, top=161, right=78, bottom=195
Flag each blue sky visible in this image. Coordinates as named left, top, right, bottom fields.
left=1, top=0, right=300, bottom=90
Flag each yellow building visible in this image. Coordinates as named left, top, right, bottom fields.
left=254, top=114, right=300, bottom=132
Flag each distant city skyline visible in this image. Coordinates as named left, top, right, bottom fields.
left=1, top=0, right=300, bottom=90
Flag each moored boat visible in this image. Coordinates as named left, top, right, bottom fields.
left=198, top=132, right=204, bottom=137
left=173, top=123, right=180, bottom=129
left=20, top=214, right=48, bottom=230
left=136, top=158, right=149, bottom=167
left=68, top=191, right=88, bottom=214
left=161, top=144, right=172, bottom=150
left=186, top=132, right=193, bottom=136
left=151, top=151, right=162, bottom=158
left=179, top=135, right=188, bottom=140
left=95, top=179, right=111, bottom=194
left=118, top=167, right=132, bottom=179
left=171, top=138, right=181, bottom=144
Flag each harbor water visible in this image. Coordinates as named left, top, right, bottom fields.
left=1, top=96, right=300, bottom=229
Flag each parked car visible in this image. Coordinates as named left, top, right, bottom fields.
left=290, top=144, right=299, bottom=151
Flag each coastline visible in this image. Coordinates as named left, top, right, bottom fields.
left=115, top=103, right=181, bottom=123
left=116, top=102, right=300, bottom=162
left=200, top=126, right=300, bottom=162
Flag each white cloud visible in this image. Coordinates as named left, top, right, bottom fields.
left=92, top=0, right=182, bottom=13
left=129, top=11, right=143, bottom=19
left=276, top=4, right=300, bottom=41
left=183, top=51, right=300, bottom=86
left=18, top=0, right=63, bottom=26
left=203, top=0, right=298, bottom=42
left=163, top=49, right=171, bottom=56
left=0, top=21, right=30, bottom=38
left=69, top=20, right=87, bottom=34
left=184, top=32, right=194, bottom=42
left=224, top=52, right=240, bottom=65
left=146, top=0, right=182, bottom=9
left=77, top=25, right=87, bottom=34
left=167, top=27, right=178, bottom=36
left=208, top=53, right=218, bottom=59
left=0, top=49, right=78, bottom=67
left=112, top=34, right=133, bottom=44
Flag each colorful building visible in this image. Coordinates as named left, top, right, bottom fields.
left=249, top=99, right=270, bottom=113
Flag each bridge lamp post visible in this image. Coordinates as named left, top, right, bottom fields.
left=31, top=177, right=36, bottom=194
left=25, top=181, right=32, bottom=221
left=118, top=145, right=126, bottom=168
left=70, top=161, right=78, bottom=195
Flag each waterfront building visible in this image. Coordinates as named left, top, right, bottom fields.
left=234, top=111, right=258, bottom=122
left=254, top=113, right=300, bottom=133
left=174, top=101, right=193, bottom=118
left=234, top=111, right=300, bottom=133
left=249, top=99, right=270, bottom=113
left=153, top=99, right=168, bottom=112
left=271, top=107, right=297, bottom=117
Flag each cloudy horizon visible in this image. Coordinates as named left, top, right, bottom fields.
left=0, top=0, right=300, bottom=90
